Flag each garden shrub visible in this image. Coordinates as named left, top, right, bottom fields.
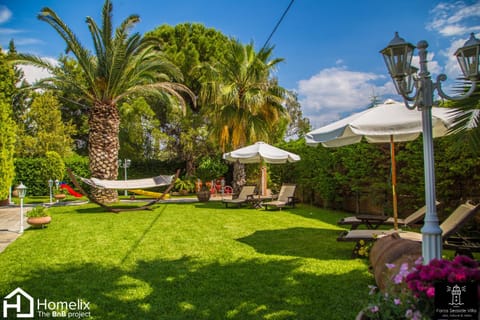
left=14, top=152, right=65, bottom=196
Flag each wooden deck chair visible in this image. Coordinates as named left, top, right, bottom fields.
left=67, top=168, right=180, bottom=213
left=262, top=184, right=297, bottom=210
left=396, top=201, right=480, bottom=242
left=337, top=201, right=480, bottom=255
left=337, top=202, right=440, bottom=230
left=222, top=185, right=256, bottom=208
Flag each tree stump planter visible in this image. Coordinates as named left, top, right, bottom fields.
left=196, top=190, right=211, bottom=202
left=369, top=232, right=422, bottom=291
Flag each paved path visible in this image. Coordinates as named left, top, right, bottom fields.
left=0, top=206, right=31, bottom=253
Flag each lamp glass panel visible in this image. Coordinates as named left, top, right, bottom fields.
left=382, top=44, right=413, bottom=79
left=456, top=45, right=480, bottom=79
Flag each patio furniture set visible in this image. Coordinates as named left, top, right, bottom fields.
left=222, top=184, right=297, bottom=210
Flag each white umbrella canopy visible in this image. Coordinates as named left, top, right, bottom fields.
left=223, top=141, right=301, bottom=195
left=306, top=99, right=454, bottom=147
left=305, top=99, right=456, bottom=229
left=223, top=141, right=301, bottom=164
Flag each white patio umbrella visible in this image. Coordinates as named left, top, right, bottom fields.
left=223, top=141, right=301, bottom=195
left=305, top=99, right=455, bottom=229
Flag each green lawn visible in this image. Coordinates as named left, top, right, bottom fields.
left=0, top=202, right=372, bottom=319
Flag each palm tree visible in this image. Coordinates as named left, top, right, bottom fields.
left=12, top=0, right=194, bottom=203
left=447, top=84, right=480, bottom=153
left=199, top=41, right=287, bottom=192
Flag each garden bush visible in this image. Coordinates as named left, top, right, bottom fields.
left=14, top=151, right=64, bottom=196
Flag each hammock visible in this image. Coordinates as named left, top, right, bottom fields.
left=80, top=174, right=175, bottom=190
left=67, top=168, right=180, bottom=213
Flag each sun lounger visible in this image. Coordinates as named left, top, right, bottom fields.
left=394, top=201, right=480, bottom=241
left=337, top=201, right=480, bottom=256
left=222, top=185, right=256, bottom=208
left=338, top=202, right=439, bottom=230
left=262, top=184, right=297, bottom=210
left=443, top=234, right=480, bottom=257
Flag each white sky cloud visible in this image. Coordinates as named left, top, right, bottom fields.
left=0, top=27, right=22, bottom=35
left=297, top=66, right=396, bottom=127
left=17, top=57, right=57, bottom=84
left=299, top=1, right=479, bottom=129
left=0, top=6, right=12, bottom=24
left=427, top=1, right=480, bottom=36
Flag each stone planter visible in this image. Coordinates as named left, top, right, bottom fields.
left=27, top=216, right=52, bottom=228
left=54, top=194, right=66, bottom=201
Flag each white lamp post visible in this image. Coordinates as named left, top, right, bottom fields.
left=17, top=182, right=27, bottom=234
left=118, top=159, right=131, bottom=196
left=381, top=32, right=480, bottom=263
left=48, top=179, right=54, bottom=204
left=8, top=185, right=14, bottom=205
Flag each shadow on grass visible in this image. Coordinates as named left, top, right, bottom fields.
left=6, top=256, right=370, bottom=320
left=237, top=227, right=353, bottom=260
left=193, top=201, right=250, bottom=210
left=74, top=205, right=160, bottom=214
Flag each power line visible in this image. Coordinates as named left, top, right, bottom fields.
left=262, top=0, right=295, bottom=49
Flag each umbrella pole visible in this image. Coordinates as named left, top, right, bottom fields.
left=390, top=136, right=399, bottom=230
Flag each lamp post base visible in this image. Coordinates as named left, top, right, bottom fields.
left=421, top=230, right=442, bottom=263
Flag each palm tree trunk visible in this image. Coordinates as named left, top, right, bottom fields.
left=232, top=160, right=246, bottom=194
left=88, top=102, right=120, bottom=203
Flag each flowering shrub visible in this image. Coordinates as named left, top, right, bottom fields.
left=354, top=240, right=373, bottom=258
left=363, top=255, right=480, bottom=319
left=405, top=255, right=480, bottom=317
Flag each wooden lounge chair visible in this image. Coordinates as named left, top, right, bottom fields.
left=262, top=184, right=297, bottom=210
left=443, top=233, right=480, bottom=257
left=337, top=202, right=480, bottom=255
left=222, top=185, right=256, bottom=208
left=396, top=202, right=480, bottom=242
left=337, top=202, right=439, bottom=230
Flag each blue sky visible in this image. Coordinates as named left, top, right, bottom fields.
left=0, top=0, right=479, bottom=127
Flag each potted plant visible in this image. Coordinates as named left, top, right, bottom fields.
left=195, top=156, right=228, bottom=202
left=174, top=177, right=195, bottom=195
left=26, top=206, right=52, bottom=228
left=54, top=187, right=66, bottom=201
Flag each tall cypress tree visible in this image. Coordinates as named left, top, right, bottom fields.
left=0, top=50, right=17, bottom=201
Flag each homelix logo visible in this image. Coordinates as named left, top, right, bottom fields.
left=2, top=287, right=91, bottom=319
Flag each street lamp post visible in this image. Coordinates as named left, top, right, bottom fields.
left=118, top=159, right=131, bottom=196
left=48, top=179, right=54, bottom=204
left=8, top=185, right=14, bottom=205
left=380, top=32, right=480, bottom=263
left=17, top=182, right=27, bottom=234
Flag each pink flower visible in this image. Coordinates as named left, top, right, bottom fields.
left=394, top=298, right=401, bottom=305
left=426, top=286, right=435, bottom=298
left=412, top=310, right=422, bottom=320
left=394, top=273, right=404, bottom=284
left=455, top=272, right=467, bottom=282
left=370, top=305, right=379, bottom=313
